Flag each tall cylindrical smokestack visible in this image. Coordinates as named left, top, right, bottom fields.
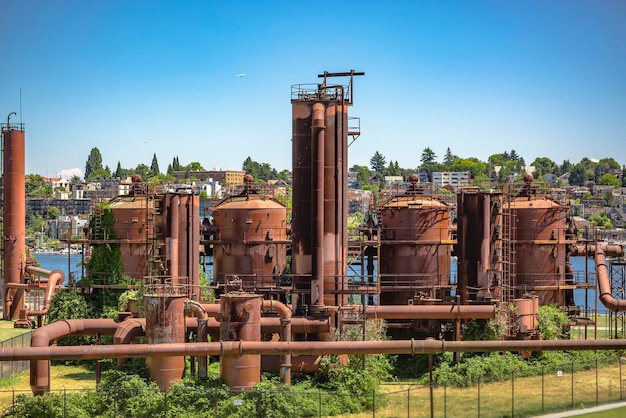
left=2, top=122, right=26, bottom=320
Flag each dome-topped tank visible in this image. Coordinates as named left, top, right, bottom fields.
left=378, top=184, right=453, bottom=305
left=212, top=192, right=287, bottom=291
left=509, top=195, right=569, bottom=305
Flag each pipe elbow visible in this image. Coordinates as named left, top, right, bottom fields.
left=185, top=299, right=208, bottom=320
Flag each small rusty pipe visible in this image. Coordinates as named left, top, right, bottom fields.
left=595, top=248, right=626, bottom=311
left=185, top=300, right=208, bottom=320
left=30, top=318, right=120, bottom=395
left=199, top=303, right=221, bottom=317
left=113, top=319, right=145, bottom=367
left=262, top=299, right=292, bottom=385
left=25, top=267, right=64, bottom=317
left=569, top=244, right=623, bottom=258
left=185, top=299, right=209, bottom=378
left=9, top=339, right=626, bottom=365
left=364, top=304, right=496, bottom=320
left=311, top=102, right=325, bottom=308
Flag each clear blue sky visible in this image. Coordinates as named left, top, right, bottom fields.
left=2, top=0, right=625, bottom=178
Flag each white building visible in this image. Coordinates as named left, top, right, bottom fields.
left=432, top=172, right=471, bottom=189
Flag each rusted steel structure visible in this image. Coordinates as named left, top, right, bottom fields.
left=211, top=179, right=287, bottom=292
left=457, top=189, right=496, bottom=304
left=7, top=73, right=626, bottom=397
left=2, top=119, right=26, bottom=320
left=508, top=186, right=571, bottom=305
left=378, top=177, right=453, bottom=306
left=220, top=292, right=263, bottom=392
left=144, top=278, right=187, bottom=391
left=98, top=186, right=199, bottom=295
left=290, top=71, right=364, bottom=310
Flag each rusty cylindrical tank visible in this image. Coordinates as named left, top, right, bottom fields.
left=144, top=282, right=186, bottom=391
left=212, top=195, right=287, bottom=291
left=109, top=195, right=154, bottom=280
left=220, top=292, right=262, bottom=393
left=509, top=196, right=569, bottom=305
left=291, top=84, right=350, bottom=309
left=2, top=124, right=26, bottom=320
left=379, top=189, right=453, bottom=305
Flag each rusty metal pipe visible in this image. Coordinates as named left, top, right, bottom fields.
left=30, top=318, right=120, bottom=394
left=113, top=319, right=145, bottom=367
left=200, top=303, right=221, bottom=317
left=262, top=300, right=292, bottom=385
left=364, top=304, right=496, bottom=320
left=185, top=299, right=209, bottom=378
left=170, top=195, right=180, bottom=282
left=311, top=102, right=326, bottom=308
left=24, top=267, right=64, bottom=316
left=569, top=244, right=623, bottom=258
left=595, top=248, right=626, bottom=311
left=7, top=339, right=626, bottom=364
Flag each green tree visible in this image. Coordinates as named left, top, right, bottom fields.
left=86, top=168, right=110, bottom=181
left=25, top=174, right=53, bottom=198
left=597, top=173, right=620, bottom=186
left=530, top=157, right=557, bottom=177
left=84, top=147, right=103, bottom=180
left=449, top=158, right=487, bottom=178
left=150, top=153, right=160, bottom=177
left=443, top=147, right=458, bottom=168
left=369, top=151, right=386, bottom=173
left=133, top=163, right=150, bottom=180
left=184, top=161, right=205, bottom=172
left=420, top=147, right=436, bottom=165
left=47, top=206, right=61, bottom=219
left=351, top=164, right=371, bottom=188
left=115, top=161, right=124, bottom=178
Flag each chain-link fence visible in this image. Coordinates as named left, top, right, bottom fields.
left=1, top=357, right=624, bottom=417
left=0, top=331, right=32, bottom=380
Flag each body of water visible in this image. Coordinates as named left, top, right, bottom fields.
left=32, top=252, right=84, bottom=285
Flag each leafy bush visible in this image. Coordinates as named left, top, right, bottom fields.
left=538, top=304, right=569, bottom=340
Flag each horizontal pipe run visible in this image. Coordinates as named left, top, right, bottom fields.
left=364, top=305, right=496, bottom=320
left=7, top=339, right=626, bottom=362
left=569, top=244, right=624, bottom=258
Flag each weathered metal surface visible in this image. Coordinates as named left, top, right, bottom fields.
left=220, top=293, right=262, bottom=392
left=212, top=196, right=287, bottom=290
left=144, top=293, right=186, bottom=391
left=514, top=298, right=538, bottom=333
left=291, top=78, right=352, bottom=310
left=364, top=304, right=495, bottom=320
left=10, top=339, right=626, bottom=363
left=109, top=196, right=154, bottom=279
left=510, top=197, right=569, bottom=304
left=457, top=191, right=495, bottom=304
left=379, top=193, right=453, bottom=305
left=29, top=319, right=120, bottom=395
left=2, top=126, right=26, bottom=319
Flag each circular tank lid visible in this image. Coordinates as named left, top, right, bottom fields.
left=383, top=195, right=448, bottom=209
left=510, top=197, right=566, bottom=209
left=216, top=196, right=286, bottom=210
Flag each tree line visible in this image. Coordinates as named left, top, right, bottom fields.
left=356, top=147, right=625, bottom=188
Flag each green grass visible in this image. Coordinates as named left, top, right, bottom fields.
left=0, top=320, right=32, bottom=342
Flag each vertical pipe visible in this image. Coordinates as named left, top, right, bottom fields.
left=311, top=103, right=325, bottom=308
left=2, top=126, right=26, bottom=320
left=480, top=194, right=490, bottom=289
left=169, top=195, right=180, bottom=283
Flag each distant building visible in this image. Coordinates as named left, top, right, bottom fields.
left=48, top=215, right=89, bottom=239
left=173, top=170, right=245, bottom=186
left=432, top=172, right=470, bottom=189
left=347, top=189, right=373, bottom=215
left=27, top=198, right=92, bottom=218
